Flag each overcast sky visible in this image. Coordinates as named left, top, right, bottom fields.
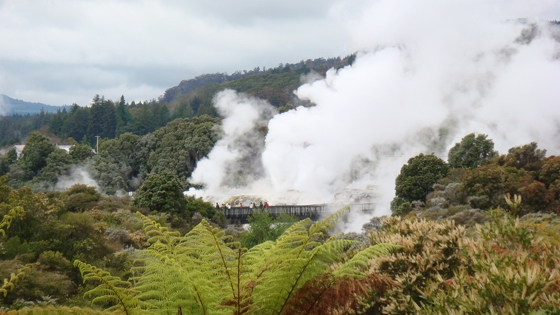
left=1, top=0, right=559, bottom=106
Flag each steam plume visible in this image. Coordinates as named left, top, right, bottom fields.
left=190, top=1, right=560, bottom=231
left=55, top=165, right=100, bottom=191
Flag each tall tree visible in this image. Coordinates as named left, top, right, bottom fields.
left=100, top=99, right=117, bottom=139
left=63, top=104, right=89, bottom=143
left=395, top=153, right=449, bottom=203
left=448, top=133, right=498, bottom=169
left=115, top=95, right=132, bottom=137
left=502, top=142, right=546, bottom=175
left=87, top=95, right=116, bottom=142
left=18, top=132, right=55, bottom=175
left=133, top=171, right=186, bottom=214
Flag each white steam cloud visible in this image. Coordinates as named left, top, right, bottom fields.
left=55, top=165, right=100, bottom=191
left=190, top=1, right=560, bottom=231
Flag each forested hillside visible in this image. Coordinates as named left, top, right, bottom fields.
left=0, top=56, right=353, bottom=148
left=0, top=116, right=219, bottom=195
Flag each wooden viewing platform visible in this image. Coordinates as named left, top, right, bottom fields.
left=222, top=203, right=375, bottom=223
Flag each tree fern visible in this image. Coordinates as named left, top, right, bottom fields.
left=0, top=206, right=24, bottom=236
left=132, top=219, right=237, bottom=315
left=74, top=261, right=146, bottom=315
left=0, top=263, right=38, bottom=298
left=249, top=207, right=356, bottom=314
left=75, top=207, right=398, bottom=315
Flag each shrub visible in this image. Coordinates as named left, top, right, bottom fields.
left=365, top=217, right=470, bottom=314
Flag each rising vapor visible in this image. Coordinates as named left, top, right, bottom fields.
left=189, top=0, right=560, bottom=231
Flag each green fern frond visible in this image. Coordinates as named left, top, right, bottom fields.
left=136, top=211, right=181, bottom=246
left=132, top=217, right=240, bottom=315
left=315, top=206, right=350, bottom=232
left=249, top=207, right=355, bottom=315
left=0, top=262, right=38, bottom=297
left=74, top=260, right=146, bottom=315
left=0, top=206, right=25, bottom=236
left=74, top=207, right=398, bottom=315
left=334, top=243, right=403, bottom=278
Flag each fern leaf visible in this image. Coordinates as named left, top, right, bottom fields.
left=249, top=207, right=354, bottom=315
left=0, top=206, right=25, bottom=236
left=334, top=243, right=403, bottom=278
left=136, top=211, right=182, bottom=246
left=132, top=216, right=239, bottom=315
left=74, top=260, right=146, bottom=315
left=0, top=262, right=37, bottom=297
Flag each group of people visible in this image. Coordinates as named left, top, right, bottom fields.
left=216, top=201, right=270, bottom=210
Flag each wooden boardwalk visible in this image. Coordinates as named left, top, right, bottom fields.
left=222, top=203, right=375, bottom=223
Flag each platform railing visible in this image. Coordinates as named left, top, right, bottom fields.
left=222, top=203, right=375, bottom=220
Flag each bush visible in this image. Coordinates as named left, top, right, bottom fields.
left=133, top=172, right=186, bottom=214
left=395, top=153, right=449, bottom=204
left=448, top=133, right=497, bottom=169
left=361, top=209, right=560, bottom=314
left=365, top=216, right=470, bottom=314
left=63, top=184, right=101, bottom=212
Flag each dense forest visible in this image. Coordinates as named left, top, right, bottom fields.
left=1, top=54, right=560, bottom=314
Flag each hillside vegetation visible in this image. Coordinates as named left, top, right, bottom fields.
left=0, top=56, right=353, bottom=148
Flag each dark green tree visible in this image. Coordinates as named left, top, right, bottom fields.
left=35, top=147, right=73, bottom=184
left=91, top=147, right=131, bottom=195
left=133, top=171, right=186, bottom=214
left=502, top=142, right=546, bottom=175
left=100, top=99, right=117, bottom=139
left=87, top=95, right=116, bottom=142
left=184, top=196, right=216, bottom=219
left=63, top=184, right=101, bottom=212
left=69, top=143, right=94, bottom=163
left=0, top=156, right=9, bottom=177
left=147, top=116, right=219, bottom=180
left=6, top=148, right=18, bottom=165
left=62, top=104, right=89, bottom=142
left=48, top=109, right=66, bottom=136
left=115, top=95, right=132, bottom=137
left=18, top=132, right=55, bottom=175
left=0, top=148, right=18, bottom=176
left=448, top=133, right=498, bottom=169
left=128, top=103, right=155, bottom=135
left=394, top=153, right=449, bottom=204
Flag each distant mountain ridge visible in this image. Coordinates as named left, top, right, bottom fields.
left=0, top=94, right=65, bottom=116
left=160, top=56, right=354, bottom=104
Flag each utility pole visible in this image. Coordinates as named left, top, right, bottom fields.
left=96, top=136, right=100, bottom=154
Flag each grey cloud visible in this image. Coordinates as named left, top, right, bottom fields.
left=0, top=0, right=351, bottom=105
